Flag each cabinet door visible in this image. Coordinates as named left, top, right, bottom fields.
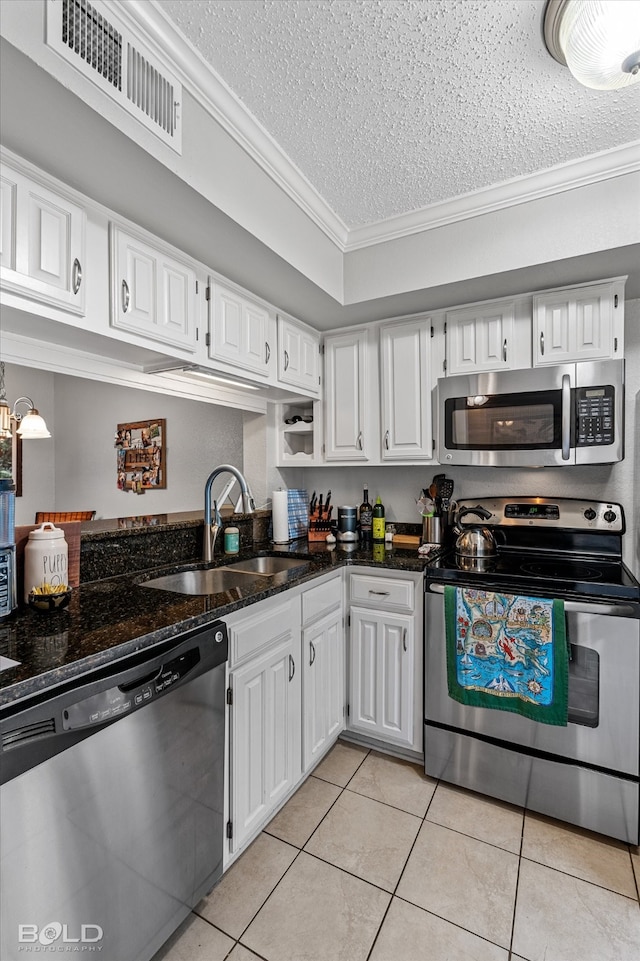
left=0, top=171, right=17, bottom=271
left=447, top=302, right=515, bottom=375
left=1, top=164, right=86, bottom=314
left=211, top=283, right=272, bottom=376
left=303, top=610, right=344, bottom=772
left=380, top=319, right=433, bottom=460
left=324, top=328, right=371, bottom=461
left=111, top=225, right=197, bottom=351
left=230, top=635, right=301, bottom=853
left=278, top=315, right=320, bottom=394
left=534, top=284, right=615, bottom=364
left=349, top=606, right=414, bottom=749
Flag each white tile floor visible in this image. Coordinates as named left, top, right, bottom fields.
left=154, top=740, right=640, bottom=961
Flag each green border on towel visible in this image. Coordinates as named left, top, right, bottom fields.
left=445, top=586, right=569, bottom=726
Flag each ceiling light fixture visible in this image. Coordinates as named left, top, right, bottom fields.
left=544, top=0, right=640, bottom=89
left=0, top=363, right=52, bottom=439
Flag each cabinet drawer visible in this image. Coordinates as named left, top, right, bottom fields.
left=302, top=574, right=342, bottom=626
left=229, top=597, right=295, bottom=666
left=350, top=573, right=415, bottom=611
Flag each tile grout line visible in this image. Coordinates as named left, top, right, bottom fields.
left=507, top=806, right=527, bottom=959
left=229, top=748, right=374, bottom=956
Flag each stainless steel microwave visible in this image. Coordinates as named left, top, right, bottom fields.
left=435, top=359, right=624, bottom=467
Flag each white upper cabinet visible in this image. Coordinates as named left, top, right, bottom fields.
left=277, top=313, right=321, bottom=395
left=380, top=317, right=433, bottom=461
left=1, top=159, right=86, bottom=314
left=533, top=279, right=624, bottom=365
left=210, top=281, right=275, bottom=378
left=111, top=224, right=198, bottom=352
left=446, top=299, right=530, bottom=375
left=323, top=327, right=376, bottom=461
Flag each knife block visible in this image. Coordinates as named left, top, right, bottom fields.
left=307, top=509, right=332, bottom=541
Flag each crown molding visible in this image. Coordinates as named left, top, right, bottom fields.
left=124, top=1, right=349, bottom=250
left=117, top=4, right=639, bottom=261
left=344, top=141, right=640, bottom=251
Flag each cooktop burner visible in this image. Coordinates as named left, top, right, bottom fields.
left=428, top=549, right=640, bottom=602
left=519, top=560, right=603, bottom=581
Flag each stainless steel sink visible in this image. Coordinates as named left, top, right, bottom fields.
left=142, top=568, right=256, bottom=596
left=222, top=556, right=310, bottom=576
left=141, top=556, right=310, bottom=595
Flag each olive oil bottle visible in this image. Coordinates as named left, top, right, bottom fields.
left=372, top=496, right=385, bottom=543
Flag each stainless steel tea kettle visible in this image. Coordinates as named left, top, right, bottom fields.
left=453, top=505, right=497, bottom=560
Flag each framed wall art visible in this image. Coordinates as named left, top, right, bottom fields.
left=115, top=419, right=166, bottom=493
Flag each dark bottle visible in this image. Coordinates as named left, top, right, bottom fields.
left=359, top=485, right=372, bottom=543
left=372, top=496, right=385, bottom=543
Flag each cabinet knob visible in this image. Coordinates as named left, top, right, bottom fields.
left=72, top=258, right=82, bottom=295
left=122, top=279, right=130, bottom=313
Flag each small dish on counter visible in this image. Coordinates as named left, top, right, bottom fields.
left=28, top=588, right=72, bottom=613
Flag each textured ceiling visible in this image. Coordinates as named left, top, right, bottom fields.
left=156, top=0, right=638, bottom=229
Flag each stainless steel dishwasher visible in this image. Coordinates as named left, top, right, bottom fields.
left=0, top=620, right=228, bottom=961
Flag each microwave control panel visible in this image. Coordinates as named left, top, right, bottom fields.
left=576, top=385, right=614, bottom=447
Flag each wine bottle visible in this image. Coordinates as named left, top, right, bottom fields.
left=359, top=484, right=372, bottom=543
left=372, top=496, right=385, bottom=543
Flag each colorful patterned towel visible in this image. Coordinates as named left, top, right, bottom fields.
left=445, top=587, right=568, bottom=726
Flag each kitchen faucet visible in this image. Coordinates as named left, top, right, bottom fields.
left=204, top=465, right=255, bottom=562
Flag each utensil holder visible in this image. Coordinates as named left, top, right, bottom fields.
left=422, top=515, right=442, bottom=545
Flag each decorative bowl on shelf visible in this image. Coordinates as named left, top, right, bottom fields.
left=28, top=587, right=72, bottom=613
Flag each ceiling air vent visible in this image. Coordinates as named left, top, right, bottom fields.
left=46, top=0, right=182, bottom=153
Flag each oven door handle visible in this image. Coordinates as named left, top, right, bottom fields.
left=426, top=583, right=637, bottom=617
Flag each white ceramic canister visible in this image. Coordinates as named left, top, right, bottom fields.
left=24, top=523, right=69, bottom=601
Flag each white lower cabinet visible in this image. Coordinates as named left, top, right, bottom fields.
left=227, top=598, right=301, bottom=854
left=347, top=571, right=423, bottom=754
left=226, top=574, right=345, bottom=861
left=349, top=607, right=414, bottom=748
left=302, top=608, right=344, bottom=772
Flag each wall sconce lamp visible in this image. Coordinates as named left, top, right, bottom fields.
left=0, top=363, right=52, bottom=439
left=544, top=0, right=640, bottom=89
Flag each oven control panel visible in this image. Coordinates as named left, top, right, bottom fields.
left=456, top=497, right=624, bottom=533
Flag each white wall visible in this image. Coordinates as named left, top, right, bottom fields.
left=2, top=365, right=55, bottom=524
left=5, top=366, right=245, bottom=525
left=298, top=299, right=640, bottom=577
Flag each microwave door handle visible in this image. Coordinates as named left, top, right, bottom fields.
left=561, top=374, right=571, bottom=461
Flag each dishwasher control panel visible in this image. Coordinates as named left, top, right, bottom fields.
left=62, top=647, right=200, bottom=731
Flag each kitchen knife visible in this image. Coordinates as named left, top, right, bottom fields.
left=318, top=493, right=324, bottom=517
left=325, top=490, right=331, bottom=517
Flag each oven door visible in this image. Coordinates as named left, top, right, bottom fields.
left=424, top=587, right=639, bottom=776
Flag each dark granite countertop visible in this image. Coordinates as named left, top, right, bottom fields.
left=0, top=540, right=429, bottom=713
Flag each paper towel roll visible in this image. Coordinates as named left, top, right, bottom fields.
left=272, top=489, right=290, bottom=543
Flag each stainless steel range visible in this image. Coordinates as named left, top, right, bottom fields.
left=424, top=496, right=640, bottom=844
